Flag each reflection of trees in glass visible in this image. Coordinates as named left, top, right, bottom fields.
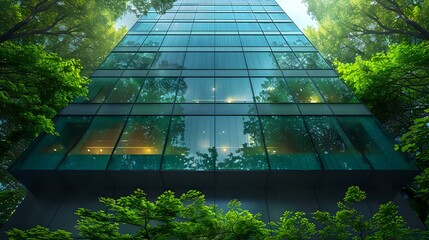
left=128, top=53, right=156, bottom=69
left=142, top=36, right=164, bottom=46
left=175, top=78, right=213, bottom=103
left=109, top=116, right=170, bottom=170
left=106, top=78, right=144, bottom=103
left=305, top=116, right=369, bottom=170
left=118, top=35, right=146, bottom=47
left=287, top=78, right=324, bottom=103
left=163, top=117, right=215, bottom=170
left=100, top=53, right=134, bottom=69
left=295, top=52, right=330, bottom=69
left=251, top=77, right=294, bottom=103
left=260, top=116, right=320, bottom=170
left=151, top=52, right=185, bottom=69
left=313, top=78, right=359, bottom=103
left=274, top=52, right=302, bottom=69
left=216, top=116, right=268, bottom=170
left=137, top=78, right=183, bottom=103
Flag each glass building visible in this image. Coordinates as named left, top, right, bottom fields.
left=6, top=0, right=421, bottom=235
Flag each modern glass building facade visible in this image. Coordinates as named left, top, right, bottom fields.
left=6, top=0, right=421, bottom=235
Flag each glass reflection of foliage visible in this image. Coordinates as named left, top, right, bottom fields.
left=163, top=116, right=215, bottom=170
left=75, top=78, right=118, bottom=103
left=295, top=52, right=330, bottom=69
left=106, top=78, right=144, bottom=103
left=287, top=78, right=324, bottom=103
left=251, top=77, right=294, bottom=103
left=14, top=116, right=91, bottom=170
left=136, top=78, right=179, bottom=103
left=109, top=116, right=170, bottom=170
left=118, top=35, right=146, bottom=47
left=151, top=52, right=185, bottom=69
left=99, top=53, right=134, bottom=69
left=215, top=78, right=253, bottom=103
left=312, top=78, right=359, bottom=103
left=216, top=116, right=268, bottom=170
left=142, top=35, right=164, bottom=46
left=175, top=78, right=214, bottom=103
left=284, top=35, right=311, bottom=47
left=305, top=116, right=370, bottom=170
left=128, top=53, right=156, bottom=69
left=273, top=52, right=302, bottom=69
left=260, top=116, right=320, bottom=170
left=60, top=117, right=127, bottom=170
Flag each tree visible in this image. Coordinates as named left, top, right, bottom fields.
left=6, top=187, right=428, bottom=239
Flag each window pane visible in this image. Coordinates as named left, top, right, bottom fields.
left=269, top=13, right=290, bottom=20
left=159, top=12, right=176, bottom=20
left=175, top=12, right=195, bottom=20
left=215, top=35, right=241, bottom=46
left=305, top=116, right=370, bottom=170
left=287, top=78, right=324, bottom=103
left=176, top=78, right=215, bottom=103
left=13, top=116, right=91, bottom=170
left=337, top=116, right=415, bottom=170
left=136, top=78, right=178, bottom=103
left=195, top=12, right=215, bottom=20
left=118, top=35, right=146, bottom=47
left=216, top=12, right=235, bottom=20
left=99, top=53, right=134, bottom=69
left=251, top=77, right=294, bottom=103
left=215, top=23, right=238, bottom=32
left=142, top=35, right=164, bottom=46
left=234, top=12, right=255, bottom=19
left=59, top=116, right=127, bottom=170
left=237, top=22, right=261, bottom=32
left=105, top=78, right=144, bottom=103
left=313, top=78, right=359, bottom=103
left=264, top=5, right=282, bottom=11
left=152, top=23, right=170, bottom=32
left=216, top=78, right=253, bottom=103
left=216, top=116, right=267, bottom=170
left=192, top=22, right=215, bottom=32
left=127, top=53, right=156, bottom=69
left=261, top=116, right=320, bottom=170
left=240, top=35, right=268, bottom=46
left=265, top=35, right=288, bottom=46
left=259, top=23, right=279, bottom=32
left=284, top=35, right=312, bottom=46
left=184, top=52, right=214, bottom=69
left=189, top=36, right=215, bottom=46
left=162, top=35, right=189, bottom=46
left=295, top=52, right=331, bottom=69
left=274, top=52, right=302, bottom=69
left=139, top=13, right=160, bottom=20
left=81, top=78, right=118, bottom=103
left=163, top=116, right=215, bottom=170
left=254, top=13, right=270, bottom=20
left=151, top=52, right=185, bottom=69
left=109, top=116, right=170, bottom=170
left=245, top=52, right=279, bottom=69
left=275, top=23, right=299, bottom=32
left=215, top=52, right=246, bottom=69
left=169, top=23, right=193, bottom=31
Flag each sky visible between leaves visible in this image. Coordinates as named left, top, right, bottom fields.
left=115, top=0, right=317, bottom=30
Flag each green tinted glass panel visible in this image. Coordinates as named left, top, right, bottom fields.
left=216, top=116, right=267, bottom=170
left=295, top=52, right=330, bottom=69
left=99, top=53, right=134, bottom=69
left=184, top=52, right=214, bottom=69
left=136, top=78, right=178, bottom=103
left=216, top=78, right=253, bottom=103
left=59, top=116, right=127, bottom=170
left=106, top=78, right=144, bottom=103
left=215, top=35, right=241, bottom=46
left=259, top=23, right=278, bottom=32
left=215, top=52, right=246, bottom=69
left=13, top=116, right=91, bottom=170
left=337, top=116, right=415, bottom=170
left=79, top=78, right=118, bottom=103
left=152, top=23, right=171, bottom=32
left=287, top=78, right=324, bottom=103
left=162, top=35, right=190, bottom=46
left=151, top=52, right=185, bottom=69
left=215, top=23, right=237, bottom=32
left=142, top=35, right=164, bottom=46
left=189, top=36, right=215, bottom=46
left=192, top=22, right=215, bottom=32
left=237, top=22, right=261, bottom=32
left=305, top=116, right=370, bottom=170
left=176, top=78, right=215, bottom=103
left=261, top=116, right=320, bottom=170
left=240, top=35, right=268, bottom=46
left=265, top=35, right=288, bottom=46
left=163, top=116, right=215, bottom=170
left=313, top=78, right=359, bottom=103
left=109, top=116, right=170, bottom=170
left=274, top=52, right=302, bottom=69
left=118, top=35, right=146, bottom=47
left=127, top=53, right=156, bottom=69
left=251, top=78, right=293, bottom=103
left=245, top=52, right=279, bottom=69
left=284, top=35, right=312, bottom=46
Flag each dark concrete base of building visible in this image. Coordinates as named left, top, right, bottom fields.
left=2, top=170, right=424, bottom=238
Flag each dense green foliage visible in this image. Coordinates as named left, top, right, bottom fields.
left=7, top=187, right=429, bottom=239
left=303, top=0, right=429, bottom=224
